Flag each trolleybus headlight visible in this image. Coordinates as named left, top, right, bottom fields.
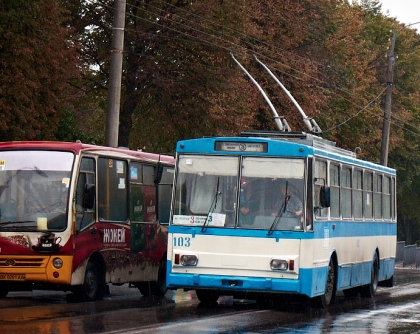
left=270, top=259, right=288, bottom=271
left=53, top=257, right=63, bottom=269
left=180, top=254, right=198, bottom=266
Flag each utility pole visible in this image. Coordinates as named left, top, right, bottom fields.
left=380, top=22, right=420, bottom=166
left=105, top=0, right=126, bottom=148
left=380, top=31, right=396, bottom=167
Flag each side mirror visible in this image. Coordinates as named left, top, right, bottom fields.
left=320, top=186, right=330, bottom=208
left=84, top=184, right=95, bottom=210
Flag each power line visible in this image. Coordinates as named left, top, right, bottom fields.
left=99, top=1, right=420, bottom=137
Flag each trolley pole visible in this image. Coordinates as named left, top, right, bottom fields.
left=380, top=31, right=396, bottom=167
left=105, top=0, right=126, bottom=148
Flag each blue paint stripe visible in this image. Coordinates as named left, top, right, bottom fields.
left=169, top=221, right=396, bottom=239
left=167, top=258, right=396, bottom=298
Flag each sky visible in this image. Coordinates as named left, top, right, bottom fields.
left=379, top=0, right=420, bottom=27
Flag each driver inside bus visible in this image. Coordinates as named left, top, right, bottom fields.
left=272, top=182, right=303, bottom=218
left=238, top=179, right=258, bottom=226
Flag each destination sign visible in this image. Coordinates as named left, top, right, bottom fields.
left=215, top=141, right=267, bottom=153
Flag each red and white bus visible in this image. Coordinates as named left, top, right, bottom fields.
left=0, top=141, right=174, bottom=301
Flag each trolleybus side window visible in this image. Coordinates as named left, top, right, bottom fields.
left=341, top=166, right=352, bottom=219
left=374, top=174, right=382, bottom=220
left=330, top=164, right=340, bottom=218
left=306, top=158, right=313, bottom=229
left=98, top=158, right=128, bottom=222
left=75, top=157, right=96, bottom=230
left=364, top=171, right=373, bottom=219
left=383, top=176, right=391, bottom=220
left=392, top=177, right=396, bottom=219
left=314, top=160, right=328, bottom=218
left=353, top=169, right=363, bottom=219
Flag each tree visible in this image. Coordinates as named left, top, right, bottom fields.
left=0, top=0, right=80, bottom=141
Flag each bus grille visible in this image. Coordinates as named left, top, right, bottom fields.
left=0, top=257, right=46, bottom=268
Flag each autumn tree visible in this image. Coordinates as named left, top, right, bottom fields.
left=0, top=0, right=81, bottom=141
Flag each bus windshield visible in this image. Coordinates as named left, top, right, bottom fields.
left=173, top=155, right=305, bottom=230
left=0, top=150, right=74, bottom=231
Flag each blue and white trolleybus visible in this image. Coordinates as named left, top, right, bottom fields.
left=167, top=131, right=396, bottom=306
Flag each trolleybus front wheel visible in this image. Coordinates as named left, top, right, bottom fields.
left=195, top=289, right=219, bottom=304
left=313, top=258, right=336, bottom=308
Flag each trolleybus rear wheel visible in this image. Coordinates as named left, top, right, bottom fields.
left=360, top=253, right=379, bottom=298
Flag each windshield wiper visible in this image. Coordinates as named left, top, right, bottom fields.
left=0, top=220, right=36, bottom=226
left=202, top=177, right=221, bottom=232
left=0, top=221, right=38, bottom=231
left=268, top=182, right=290, bottom=234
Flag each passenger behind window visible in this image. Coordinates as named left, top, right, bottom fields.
left=238, top=179, right=258, bottom=226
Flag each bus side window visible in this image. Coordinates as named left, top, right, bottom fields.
left=157, top=166, right=174, bottom=225
left=76, top=157, right=96, bottom=231
left=314, top=160, right=328, bottom=218
left=98, top=158, right=128, bottom=222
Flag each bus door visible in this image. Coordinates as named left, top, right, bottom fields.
left=72, top=157, right=102, bottom=273
left=129, top=163, right=157, bottom=255
left=129, top=162, right=170, bottom=263
left=96, top=157, right=131, bottom=270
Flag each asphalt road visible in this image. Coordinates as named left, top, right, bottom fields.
left=0, top=268, right=419, bottom=333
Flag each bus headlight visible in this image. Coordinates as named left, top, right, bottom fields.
left=53, top=257, right=63, bottom=269
left=180, top=254, right=198, bottom=266
left=270, top=259, right=288, bottom=271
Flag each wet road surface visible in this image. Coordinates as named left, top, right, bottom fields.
left=0, top=268, right=420, bottom=333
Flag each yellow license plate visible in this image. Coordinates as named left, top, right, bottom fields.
left=0, top=274, right=26, bottom=281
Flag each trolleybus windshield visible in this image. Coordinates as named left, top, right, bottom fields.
left=173, top=154, right=305, bottom=230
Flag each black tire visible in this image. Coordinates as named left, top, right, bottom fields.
left=360, top=254, right=379, bottom=298
left=151, top=260, right=167, bottom=297
left=195, top=289, right=219, bottom=304
left=313, top=259, right=336, bottom=308
left=138, top=260, right=167, bottom=297
left=379, top=275, right=394, bottom=288
left=77, top=261, right=101, bottom=301
left=0, top=283, right=8, bottom=298
left=138, top=282, right=152, bottom=297
left=343, top=286, right=359, bottom=298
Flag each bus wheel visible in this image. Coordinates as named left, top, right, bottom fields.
left=361, top=254, right=379, bottom=298
left=313, top=259, right=336, bottom=308
left=78, top=261, right=101, bottom=301
left=150, top=260, right=167, bottom=297
left=343, top=287, right=359, bottom=298
left=138, top=282, right=152, bottom=297
left=195, top=289, right=219, bottom=304
left=379, top=275, right=394, bottom=288
left=0, top=283, right=8, bottom=298
left=138, top=261, right=168, bottom=297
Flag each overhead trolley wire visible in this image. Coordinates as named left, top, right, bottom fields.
left=99, top=1, right=420, bottom=136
